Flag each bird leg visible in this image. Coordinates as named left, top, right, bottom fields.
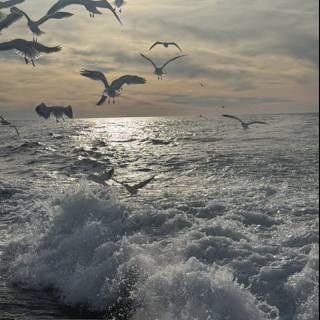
left=113, top=98, right=115, bottom=104
left=24, top=57, right=29, bottom=65
left=31, top=59, right=35, bottom=67
left=108, top=99, right=111, bottom=104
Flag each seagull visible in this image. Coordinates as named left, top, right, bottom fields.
left=0, top=39, right=61, bottom=66
left=149, top=41, right=182, bottom=52
left=10, top=7, right=73, bottom=41
left=200, top=82, right=205, bottom=87
left=0, top=10, right=22, bottom=31
left=112, top=175, right=156, bottom=195
left=47, top=0, right=122, bottom=24
left=81, top=70, right=146, bottom=105
left=88, top=168, right=115, bottom=185
left=0, top=115, right=19, bottom=136
left=35, top=103, right=73, bottom=122
left=139, top=53, right=187, bottom=80
left=222, top=114, right=268, bottom=129
left=114, top=0, right=125, bottom=13
left=0, top=0, right=24, bottom=9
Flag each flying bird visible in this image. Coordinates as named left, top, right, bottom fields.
left=35, top=103, right=73, bottom=122
left=0, top=10, right=22, bottom=31
left=0, top=115, right=19, bottom=136
left=47, top=0, right=122, bottom=24
left=10, top=7, right=73, bottom=41
left=222, top=114, right=268, bottom=129
left=0, top=39, right=61, bottom=66
left=114, top=0, right=125, bottom=13
left=0, top=0, right=24, bottom=9
left=112, top=175, right=156, bottom=195
left=149, top=41, right=182, bottom=52
left=200, top=83, right=205, bottom=87
left=81, top=70, right=146, bottom=105
left=88, top=168, right=115, bottom=185
left=140, top=53, right=187, bottom=80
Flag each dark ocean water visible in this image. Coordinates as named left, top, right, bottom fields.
left=0, top=114, right=319, bottom=320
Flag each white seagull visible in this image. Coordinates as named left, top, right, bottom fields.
left=0, top=115, right=20, bottom=136
left=114, top=0, right=125, bottom=13
left=112, top=175, right=156, bottom=195
left=222, top=114, right=268, bottom=129
left=47, top=0, right=122, bottom=24
left=0, top=10, right=22, bottom=31
left=149, top=41, right=182, bottom=52
left=0, top=39, right=61, bottom=66
left=0, top=0, right=24, bottom=9
left=140, top=53, right=187, bottom=80
left=10, top=7, right=73, bottom=41
left=35, top=103, right=74, bottom=122
left=81, top=70, right=147, bottom=105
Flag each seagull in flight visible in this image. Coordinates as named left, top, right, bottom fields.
left=0, top=10, right=22, bottom=31
left=0, top=115, right=19, bottom=136
left=222, top=114, right=268, bottom=129
left=10, top=7, right=73, bottom=41
left=47, top=0, right=122, bottom=24
left=0, top=39, right=61, bottom=66
left=35, top=103, right=73, bottom=122
left=140, top=53, right=187, bottom=80
left=0, top=0, right=24, bottom=9
left=88, top=168, right=115, bottom=185
left=149, top=41, right=182, bottom=52
left=114, top=0, right=125, bottom=13
left=112, top=175, right=156, bottom=195
left=81, top=70, right=146, bottom=105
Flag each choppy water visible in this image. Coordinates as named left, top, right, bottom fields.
left=0, top=113, right=319, bottom=320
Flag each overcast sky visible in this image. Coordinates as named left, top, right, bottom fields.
left=0, top=0, right=318, bottom=118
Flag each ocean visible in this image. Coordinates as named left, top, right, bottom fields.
left=0, top=113, right=318, bottom=320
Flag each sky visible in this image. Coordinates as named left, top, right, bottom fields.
left=0, top=0, right=319, bottom=118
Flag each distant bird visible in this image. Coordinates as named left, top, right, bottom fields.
left=140, top=53, right=187, bottom=80
left=0, top=115, right=19, bottom=136
left=35, top=103, right=73, bottom=122
left=149, top=41, right=182, bottom=52
left=0, top=39, right=61, bottom=66
left=0, top=0, right=24, bottom=9
left=200, top=82, right=205, bottom=87
left=222, top=114, right=268, bottom=129
left=114, top=0, right=125, bottom=13
left=10, top=7, right=73, bottom=41
left=221, top=105, right=225, bottom=109
left=47, top=0, right=122, bottom=24
left=112, top=175, right=156, bottom=195
left=0, top=11, right=22, bottom=31
left=88, top=168, right=115, bottom=185
left=81, top=70, right=146, bottom=105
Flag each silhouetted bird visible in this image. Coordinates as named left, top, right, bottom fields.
left=140, top=53, right=187, bottom=80
left=0, top=0, right=24, bottom=9
left=35, top=103, right=73, bottom=122
left=0, top=115, right=19, bottom=136
left=0, top=39, right=61, bottom=66
left=81, top=70, right=146, bottom=105
left=0, top=11, right=22, bottom=31
left=149, top=41, right=182, bottom=52
left=112, top=175, right=156, bottom=195
left=222, top=114, right=268, bottom=129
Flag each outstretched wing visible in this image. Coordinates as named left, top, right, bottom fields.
left=133, top=175, right=156, bottom=190
left=161, top=54, right=187, bottom=69
left=222, top=114, right=244, bottom=124
left=247, top=121, right=268, bottom=126
left=95, top=0, right=122, bottom=25
left=80, top=70, right=109, bottom=89
left=97, top=95, right=107, bottom=106
left=110, top=75, right=146, bottom=91
left=0, top=0, right=24, bottom=9
left=0, top=39, right=16, bottom=51
left=140, top=53, right=157, bottom=68
left=32, top=41, right=62, bottom=54
left=47, top=0, right=75, bottom=15
left=168, top=42, right=182, bottom=51
left=37, top=11, right=73, bottom=25
left=149, top=41, right=163, bottom=51
left=0, top=12, right=22, bottom=31
left=35, top=104, right=51, bottom=119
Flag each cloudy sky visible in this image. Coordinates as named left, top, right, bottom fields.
left=0, top=0, right=318, bottom=118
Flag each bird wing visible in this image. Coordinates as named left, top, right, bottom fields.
left=35, top=104, right=51, bottom=119
left=0, top=12, right=22, bottom=31
left=63, top=106, right=73, bottom=118
left=161, top=54, right=187, bottom=69
left=94, top=0, right=122, bottom=25
left=149, top=41, right=162, bottom=51
left=0, top=39, right=16, bottom=51
left=140, top=53, right=157, bottom=68
left=247, top=121, right=268, bottom=126
left=0, top=0, right=24, bottom=9
left=32, top=41, right=62, bottom=54
left=168, top=42, right=182, bottom=51
left=80, top=70, right=109, bottom=89
left=222, top=114, right=244, bottom=124
left=47, top=0, right=78, bottom=15
left=36, top=11, right=73, bottom=25
left=11, top=124, right=19, bottom=136
left=97, top=95, right=107, bottom=106
left=110, top=75, right=146, bottom=91
left=133, top=175, right=156, bottom=190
